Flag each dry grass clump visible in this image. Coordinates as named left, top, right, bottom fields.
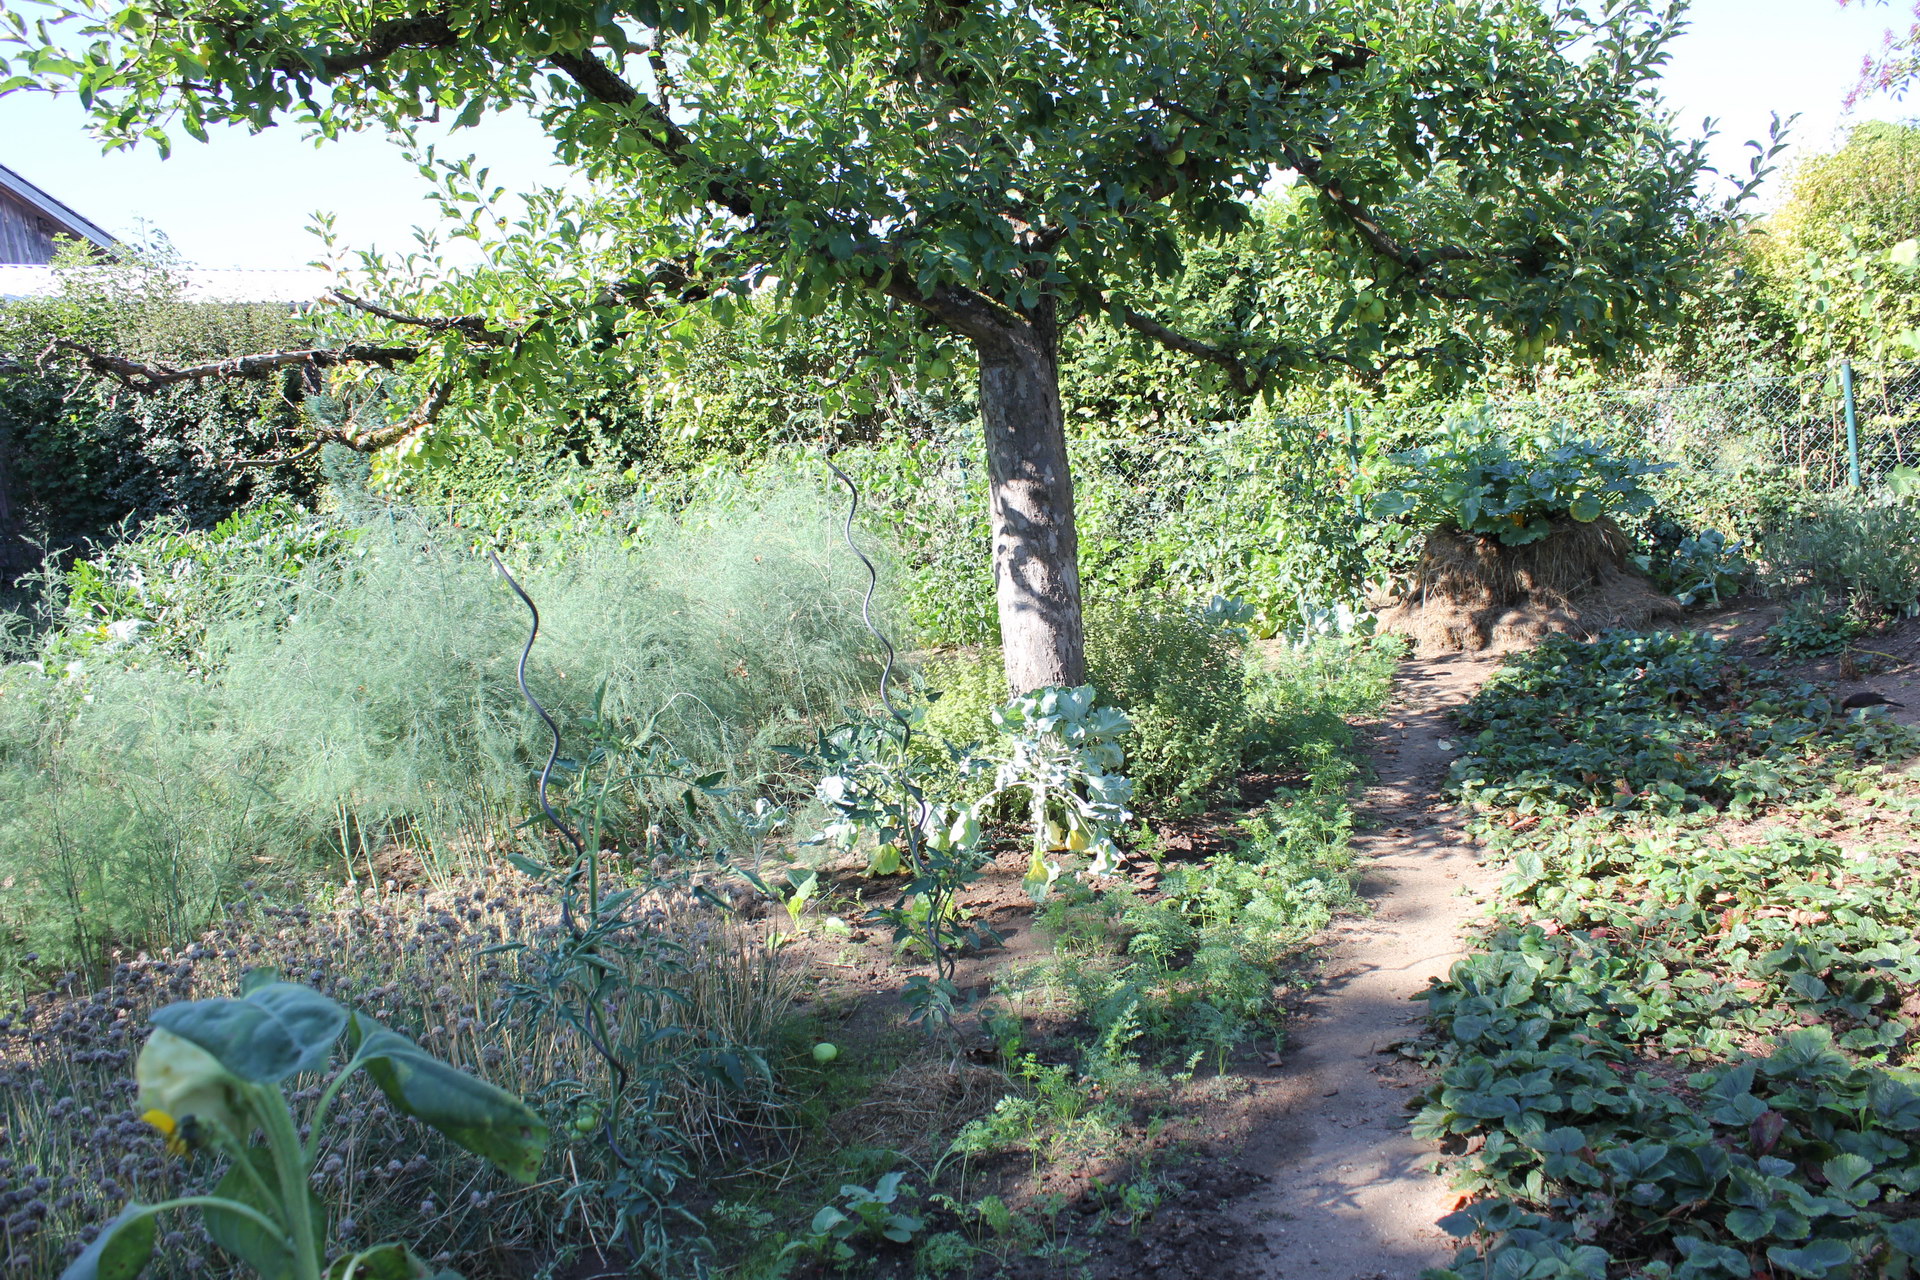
left=0, top=873, right=799, bottom=1277
left=1378, top=519, right=1684, bottom=655
left=827, top=1059, right=1008, bottom=1162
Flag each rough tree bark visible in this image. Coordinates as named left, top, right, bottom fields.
left=972, top=304, right=1086, bottom=693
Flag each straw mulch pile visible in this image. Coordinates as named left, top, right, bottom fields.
left=1377, top=518, right=1684, bottom=655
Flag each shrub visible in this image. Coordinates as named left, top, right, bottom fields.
left=917, top=649, right=1007, bottom=755
left=1085, top=600, right=1249, bottom=815
left=915, top=600, right=1253, bottom=817
left=1758, top=493, right=1920, bottom=621
left=1243, top=633, right=1404, bottom=766
left=0, top=244, right=320, bottom=567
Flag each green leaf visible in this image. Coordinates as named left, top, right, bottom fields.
left=323, top=1244, right=450, bottom=1279
left=347, top=1015, right=548, bottom=1182
left=60, top=1203, right=157, bottom=1280
left=203, top=1147, right=321, bottom=1280
left=1820, top=1153, right=1873, bottom=1195
left=1765, top=1240, right=1853, bottom=1278
left=1567, top=493, right=1603, bottom=523
left=1725, top=1206, right=1772, bottom=1242
left=152, top=983, right=347, bottom=1082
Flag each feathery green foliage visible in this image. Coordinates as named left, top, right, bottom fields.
left=0, top=482, right=880, bottom=977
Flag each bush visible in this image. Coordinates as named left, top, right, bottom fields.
left=1085, top=600, right=1249, bottom=814
left=914, top=600, right=1253, bottom=817
left=1758, top=493, right=1920, bottom=620
left=0, top=244, right=321, bottom=569
left=0, top=482, right=882, bottom=975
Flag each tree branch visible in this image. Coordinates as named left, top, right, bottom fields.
left=1283, top=146, right=1478, bottom=289
left=225, top=442, right=322, bottom=471
left=41, top=339, right=420, bottom=394
left=1115, top=306, right=1265, bottom=395
left=1118, top=304, right=1455, bottom=391
left=338, top=381, right=453, bottom=450
left=330, top=291, right=510, bottom=345
left=883, top=274, right=1028, bottom=352
left=546, top=50, right=759, bottom=220
left=272, top=15, right=463, bottom=78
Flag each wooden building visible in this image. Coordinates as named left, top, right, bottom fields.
left=0, top=165, right=115, bottom=582
left=0, top=163, right=116, bottom=264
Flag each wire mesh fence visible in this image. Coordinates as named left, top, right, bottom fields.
left=1419, top=360, right=1920, bottom=491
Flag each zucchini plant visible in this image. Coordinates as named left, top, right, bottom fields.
left=65, top=971, right=546, bottom=1280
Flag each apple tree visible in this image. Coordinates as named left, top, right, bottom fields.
left=5, top=0, right=1740, bottom=691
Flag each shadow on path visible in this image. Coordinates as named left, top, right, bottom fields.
left=1227, top=652, right=1502, bottom=1279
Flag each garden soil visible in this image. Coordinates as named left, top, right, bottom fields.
left=774, top=647, right=1516, bottom=1280
left=1221, top=650, right=1503, bottom=1280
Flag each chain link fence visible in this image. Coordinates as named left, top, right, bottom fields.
left=1046, top=360, right=1920, bottom=528
left=1428, top=360, right=1920, bottom=491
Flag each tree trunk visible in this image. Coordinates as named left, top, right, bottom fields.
left=975, top=309, right=1086, bottom=694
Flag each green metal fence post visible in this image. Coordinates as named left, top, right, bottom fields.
left=1842, top=360, right=1863, bottom=489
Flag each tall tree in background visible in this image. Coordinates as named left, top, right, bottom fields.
left=1744, top=120, right=1920, bottom=365
left=5, top=0, right=1740, bottom=691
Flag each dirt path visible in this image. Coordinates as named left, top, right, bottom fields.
left=1228, top=652, right=1503, bottom=1279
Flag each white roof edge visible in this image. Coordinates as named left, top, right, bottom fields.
left=0, top=263, right=334, bottom=304
left=0, top=164, right=119, bottom=251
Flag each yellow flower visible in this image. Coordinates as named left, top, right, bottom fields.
left=135, top=1028, right=244, bottom=1150
left=141, top=1108, right=194, bottom=1157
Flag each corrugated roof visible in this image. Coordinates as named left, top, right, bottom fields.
left=0, top=164, right=118, bottom=252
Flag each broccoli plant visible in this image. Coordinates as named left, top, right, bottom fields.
left=989, top=685, right=1135, bottom=899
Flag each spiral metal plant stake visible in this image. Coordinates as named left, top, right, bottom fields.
left=822, top=456, right=960, bottom=1008
left=488, top=552, right=586, bottom=889
left=823, top=457, right=911, bottom=745
left=487, top=549, right=655, bottom=1251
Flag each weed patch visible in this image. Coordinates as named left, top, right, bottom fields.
left=990, top=637, right=1398, bottom=1075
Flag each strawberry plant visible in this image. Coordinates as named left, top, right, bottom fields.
left=1422, top=630, right=1920, bottom=1278
left=1451, top=631, right=1917, bottom=815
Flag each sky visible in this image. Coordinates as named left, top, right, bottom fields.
left=0, top=0, right=1912, bottom=269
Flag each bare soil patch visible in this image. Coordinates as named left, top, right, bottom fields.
left=1212, top=652, right=1503, bottom=1279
